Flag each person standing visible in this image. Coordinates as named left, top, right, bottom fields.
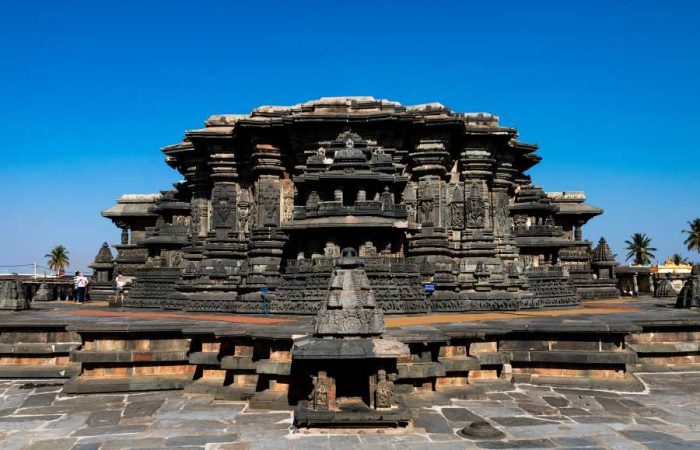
left=72, top=271, right=80, bottom=302
left=75, top=271, right=89, bottom=303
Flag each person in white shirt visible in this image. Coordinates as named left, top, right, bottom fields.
left=75, top=271, right=89, bottom=303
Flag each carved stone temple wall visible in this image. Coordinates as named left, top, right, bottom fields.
left=102, top=97, right=617, bottom=313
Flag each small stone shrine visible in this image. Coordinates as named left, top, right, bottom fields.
left=677, top=265, right=700, bottom=308
left=88, top=242, right=116, bottom=301
left=293, top=247, right=411, bottom=427
left=586, top=237, right=620, bottom=298
left=655, top=273, right=677, bottom=298
left=31, top=283, right=52, bottom=302
left=0, top=280, right=30, bottom=311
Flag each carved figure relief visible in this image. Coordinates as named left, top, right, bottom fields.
left=189, top=205, right=201, bottom=235
left=465, top=183, right=485, bottom=228
left=211, top=184, right=237, bottom=230
left=450, top=184, right=465, bottom=229
left=492, top=190, right=510, bottom=234
left=237, top=188, right=251, bottom=232
left=402, top=183, right=417, bottom=223
left=281, top=179, right=295, bottom=222
left=257, top=181, right=280, bottom=227
left=419, top=200, right=434, bottom=224
left=310, top=371, right=332, bottom=410
left=374, top=369, right=393, bottom=409
left=307, top=191, right=320, bottom=210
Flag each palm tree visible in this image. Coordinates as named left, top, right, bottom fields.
left=671, top=253, right=689, bottom=265
left=624, top=233, right=656, bottom=265
left=45, top=245, right=70, bottom=276
left=683, top=218, right=700, bottom=254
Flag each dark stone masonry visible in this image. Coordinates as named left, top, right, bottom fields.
left=102, top=96, right=618, bottom=314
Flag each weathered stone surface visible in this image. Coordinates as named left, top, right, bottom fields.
left=31, top=283, right=52, bottom=302
left=677, top=265, right=700, bottom=307
left=102, top=97, right=614, bottom=315
left=1, top=371, right=700, bottom=448
left=313, top=248, right=385, bottom=337
left=0, top=280, right=29, bottom=310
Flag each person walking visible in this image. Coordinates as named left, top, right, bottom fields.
left=75, top=271, right=89, bottom=303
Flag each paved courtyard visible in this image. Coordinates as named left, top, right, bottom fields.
left=1, top=372, right=699, bottom=450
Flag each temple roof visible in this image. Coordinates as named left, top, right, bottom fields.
left=89, top=242, right=114, bottom=270
left=102, top=194, right=160, bottom=218
left=185, top=97, right=510, bottom=134
left=592, top=238, right=616, bottom=263
left=547, top=192, right=603, bottom=218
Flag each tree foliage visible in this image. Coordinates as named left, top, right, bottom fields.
left=683, top=218, right=700, bottom=254
left=45, top=245, right=70, bottom=276
left=624, top=233, right=656, bottom=265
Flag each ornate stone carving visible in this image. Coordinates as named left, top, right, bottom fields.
left=466, top=183, right=486, bottom=228
left=281, top=179, right=295, bottom=222
left=374, top=369, right=394, bottom=409
left=211, top=184, right=237, bottom=230
left=32, top=283, right=52, bottom=302
left=237, top=188, right=252, bottom=232
left=104, top=97, right=610, bottom=314
left=314, top=248, right=384, bottom=337
left=0, top=280, right=29, bottom=310
left=450, top=184, right=465, bottom=229
left=309, top=371, right=333, bottom=411
left=257, top=181, right=280, bottom=227
left=189, top=204, right=201, bottom=235
left=677, top=265, right=700, bottom=308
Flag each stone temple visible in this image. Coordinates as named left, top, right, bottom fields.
left=102, top=96, right=618, bottom=314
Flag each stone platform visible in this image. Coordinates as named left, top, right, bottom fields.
left=3, top=371, right=700, bottom=449
left=0, top=297, right=698, bottom=405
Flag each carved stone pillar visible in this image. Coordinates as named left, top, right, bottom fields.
left=491, top=162, right=519, bottom=261
left=119, top=225, right=129, bottom=245
left=574, top=220, right=584, bottom=241
left=246, top=141, right=288, bottom=295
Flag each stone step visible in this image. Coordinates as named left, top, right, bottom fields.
left=70, top=350, right=189, bottom=363
left=63, top=375, right=191, bottom=394
left=627, top=342, right=700, bottom=353
left=188, top=351, right=220, bottom=366
left=185, top=379, right=256, bottom=401
left=0, top=343, right=80, bottom=354
left=512, top=372, right=645, bottom=391
left=0, top=364, right=80, bottom=378
left=506, top=350, right=636, bottom=364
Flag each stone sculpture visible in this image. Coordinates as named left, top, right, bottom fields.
left=374, top=369, right=394, bottom=409
left=32, top=283, right=52, bottom=302
left=0, top=280, right=30, bottom=310
left=655, top=273, right=677, bottom=298
left=677, top=265, right=700, bottom=308
left=309, top=371, right=332, bottom=411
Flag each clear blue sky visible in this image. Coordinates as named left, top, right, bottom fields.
left=1, top=1, right=699, bottom=273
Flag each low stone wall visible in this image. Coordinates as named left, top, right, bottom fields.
left=2, top=318, right=700, bottom=407
left=0, top=324, right=81, bottom=378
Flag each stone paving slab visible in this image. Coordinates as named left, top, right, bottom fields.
left=9, top=296, right=700, bottom=336
left=2, top=372, right=700, bottom=448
